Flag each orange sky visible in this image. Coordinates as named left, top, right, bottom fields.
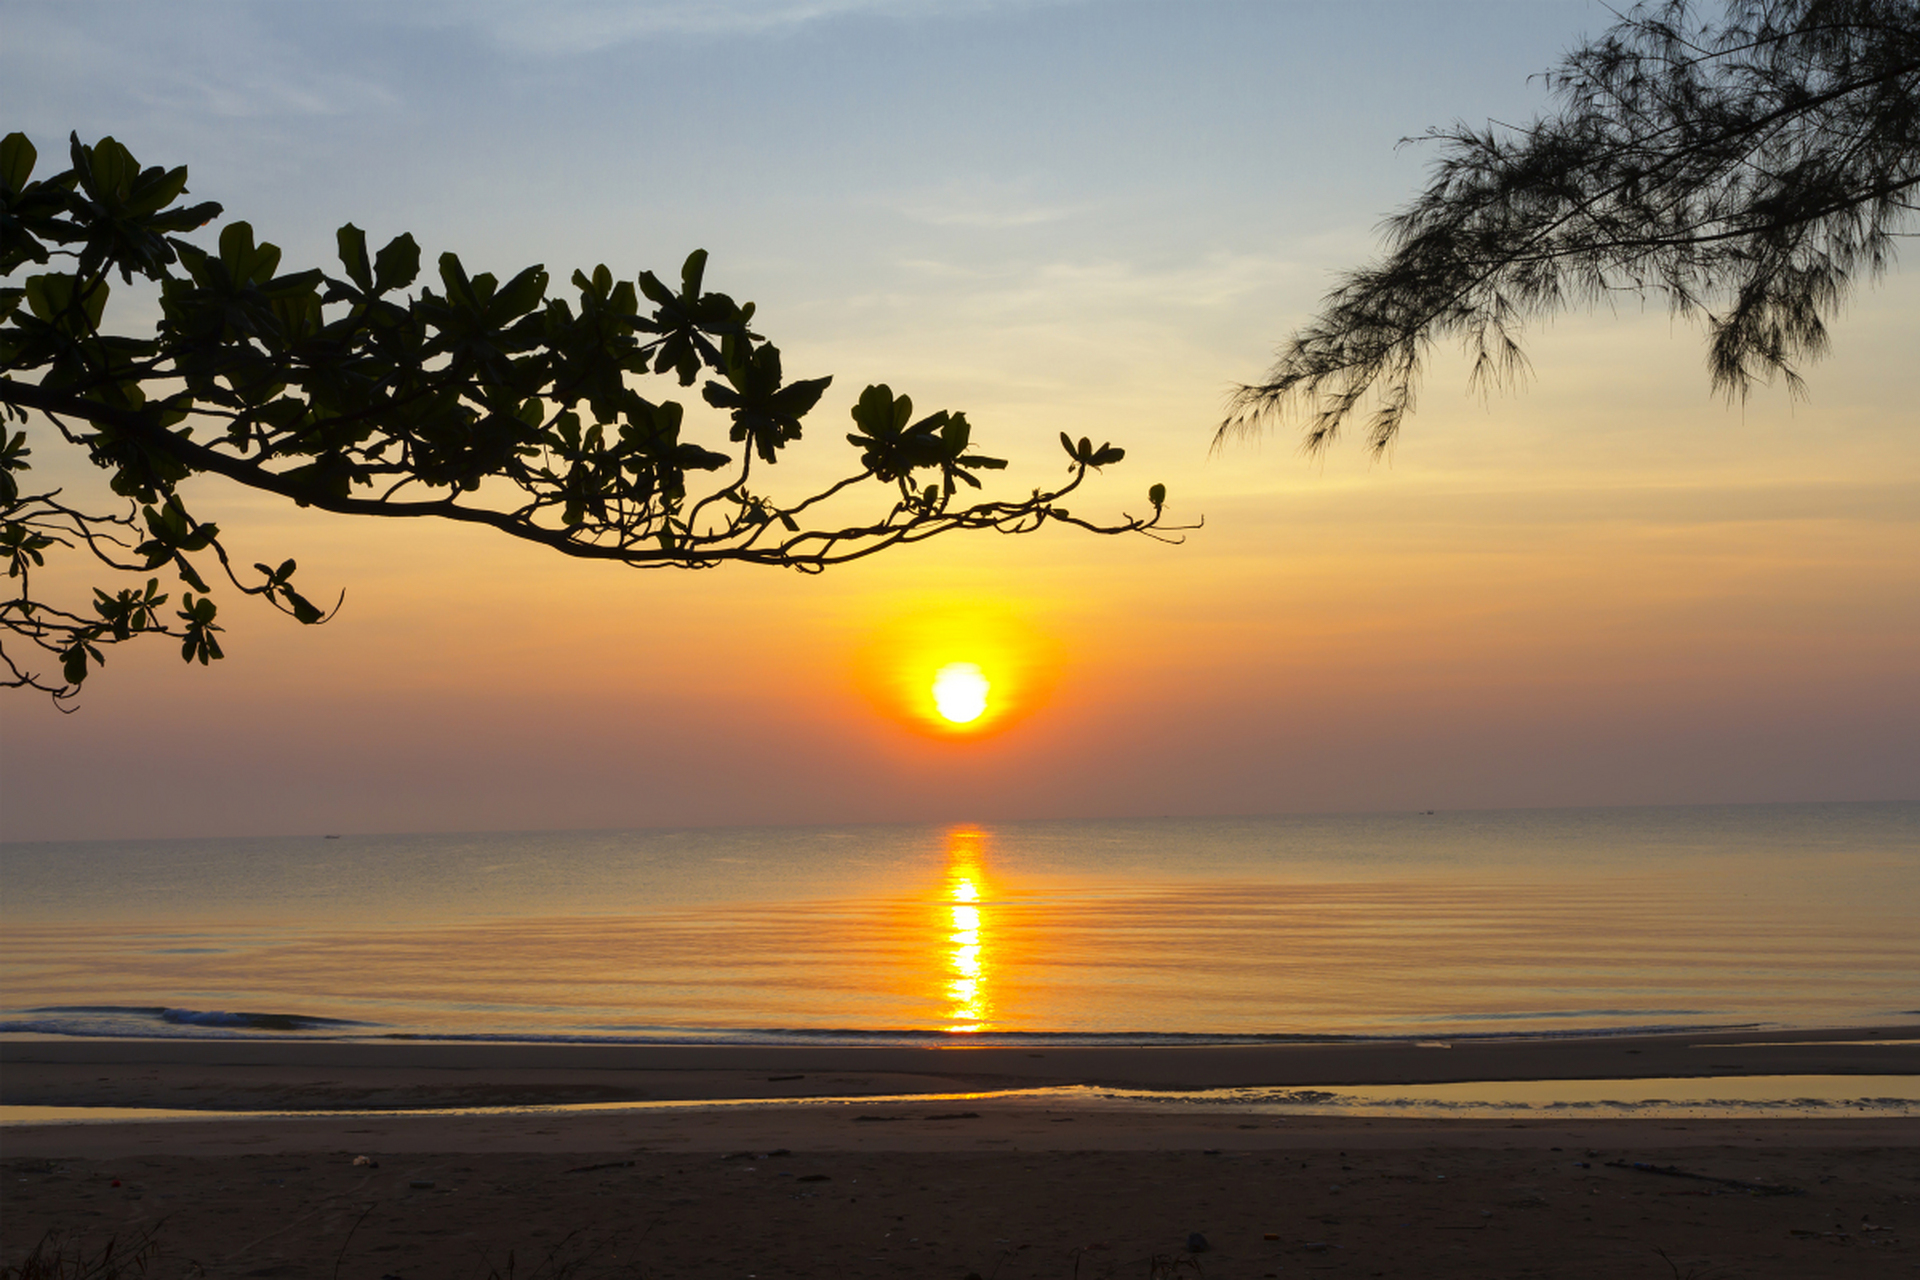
left=8, top=282, right=1913, bottom=839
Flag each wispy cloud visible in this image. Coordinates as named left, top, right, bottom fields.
left=2, top=5, right=400, bottom=123
left=415, top=0, right=1094, bottom=54
left=889, top=178, right=1084, bottom=230
left=888, top=249, right=1301, bottom=323
left=793, top=247, right=1303, bottom=428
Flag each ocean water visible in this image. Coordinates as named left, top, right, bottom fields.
left=1, top=803, right=1914, bottom=1045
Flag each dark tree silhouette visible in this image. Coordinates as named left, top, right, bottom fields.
left=1223, top=0, right=1920, bottom=455
left=1, top=133, right=1182, bottom=703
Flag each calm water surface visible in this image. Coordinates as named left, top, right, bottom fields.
left=2, top=803, right=1914, bottom=1043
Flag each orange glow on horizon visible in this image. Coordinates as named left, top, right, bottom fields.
left=854, top=606, right=1060, bottom=739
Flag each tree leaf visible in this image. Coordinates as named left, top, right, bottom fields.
left=1, top=131, right=37, bottom=194
left=372, top=233, right=420, bottom=293
left=336, top=223, right=373, bottom=292
left=680, top=248, right=708, bottom=298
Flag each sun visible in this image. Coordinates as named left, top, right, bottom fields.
left=931, top=663, right=990, bottom=725
left=853, top=605, right=1059, bottom=737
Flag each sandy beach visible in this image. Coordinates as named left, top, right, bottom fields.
left=4, top=1029, right=1916, bottom=1277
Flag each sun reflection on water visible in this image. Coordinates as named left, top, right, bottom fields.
left=941, top=827, right=993, bottom=1032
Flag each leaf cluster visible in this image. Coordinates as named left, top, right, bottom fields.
left=2, top=132, right=1184, bottom=703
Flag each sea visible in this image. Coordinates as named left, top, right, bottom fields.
left=1, top=802, right=1915, bottom=1048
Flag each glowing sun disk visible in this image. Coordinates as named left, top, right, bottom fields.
left=931, top=663, right=990, bottom=724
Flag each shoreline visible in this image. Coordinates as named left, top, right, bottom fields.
left=3, top=1023, right=1914, bottom=1113
left=6, top=1102, right=1917, bottom=1156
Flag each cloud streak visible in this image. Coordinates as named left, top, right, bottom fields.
left=1, top=4, right=399, bottom=124
left=415, top=0, right=1096, bottom=54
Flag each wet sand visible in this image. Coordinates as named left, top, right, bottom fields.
left=3, top=1024, right=1915, bottom=1112
left=3, top=1029, right=1916, bottom=1278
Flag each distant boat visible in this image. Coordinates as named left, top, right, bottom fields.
left=323, top=834, right=341, bottom=839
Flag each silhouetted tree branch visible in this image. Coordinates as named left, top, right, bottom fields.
left=2, top=132, right=1187, bottom=704
left=1223, top=0, right=1920, bottom=455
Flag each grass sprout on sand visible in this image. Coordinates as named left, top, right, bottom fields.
left=1, top=1228, right=161, bottom=1280
left=475, top=1229, right=648, bottom=1280
left=1656, top=1248, right=1739, bottom=1280
left=1069, top=1248, right=1204, bottom=1280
